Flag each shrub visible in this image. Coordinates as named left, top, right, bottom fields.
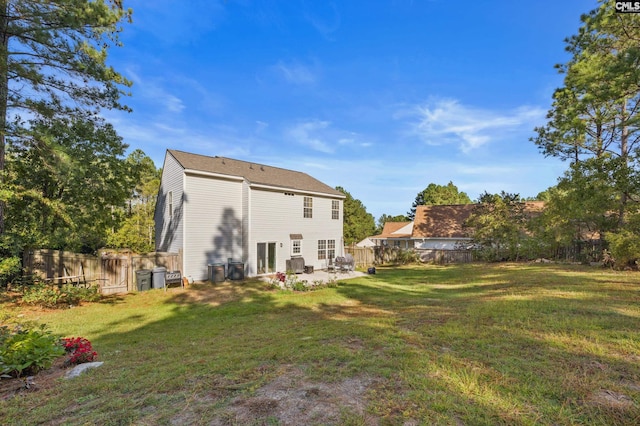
left=396, top=249, right=420, bottom=265
left=0, top=323, right=65, bottom=378
left=607, top=229, right=640, bottom=268
left=0, top=256, right=21, bottom=287
left=21, top=283, right=101, bottom=308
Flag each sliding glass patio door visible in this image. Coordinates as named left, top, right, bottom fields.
left=257, top=242, right=276, bottom=274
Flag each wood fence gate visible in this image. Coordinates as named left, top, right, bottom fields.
left=23, top=249, right=181, bottom=294
left=100, top=255, right=129, bottom=294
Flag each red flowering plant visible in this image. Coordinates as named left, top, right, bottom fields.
left=61, top=337, right=98, bottom=366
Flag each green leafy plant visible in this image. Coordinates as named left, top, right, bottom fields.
left=607, top=229, right=640, bottom=268
left=21, top=283, right=101, bottom=308
left=0, top=256, right=21, bottom=287
left=395, top=249, right=420, bottom=265
left=0, top=323, right=65, bottom=378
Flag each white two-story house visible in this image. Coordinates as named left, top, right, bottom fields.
left=154, top=150, right=345, bottom=281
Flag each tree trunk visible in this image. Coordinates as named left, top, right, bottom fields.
left=619, top=100, right=629, bottom=227
left=0, top=0, right=9, bottom=235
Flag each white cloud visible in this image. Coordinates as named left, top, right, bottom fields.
left=285, top=120, right=372, bottom=153
left=303, top=2, right=341, bottom=41
left=273, top=61, right=317, bottom=85
left=286, top=120, right=333, bottom=153
left=409, top=98, right=545, bottom=153
left=255, top=120, right=269, bottom=134
left=126, top=68, right=186, bottom=114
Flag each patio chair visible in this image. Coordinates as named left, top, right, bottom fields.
left=327, top=257, right=337, bottom=273
left=344, top=253, right=355, bottom=271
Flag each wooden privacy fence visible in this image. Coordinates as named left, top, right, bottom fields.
left=417, top=249, right=473, bottom=264
left=344, top=246, right=473, bottom=266
left=23, top=249, right=182, bottom=294
left=344, top=246, right=375, bottom=267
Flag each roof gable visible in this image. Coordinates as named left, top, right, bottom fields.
left=168, top=150, right=343, bottom=197
left=412, top=204, right=475, bottom=239
left=370, top=221, right=413, bottom=239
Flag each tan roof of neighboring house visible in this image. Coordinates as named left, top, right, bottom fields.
left=370, top=221, right=413, bottom=239
left=413, top=201, right=547, bottom=239
left=168, top=149, right=344, bottom=197
left=412, top=204, right=475, bottom=239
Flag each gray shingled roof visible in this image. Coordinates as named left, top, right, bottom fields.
left=168, top=150, right=344, bottom=197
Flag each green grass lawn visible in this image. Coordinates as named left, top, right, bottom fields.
left=2, top=263, right=640, bottom=425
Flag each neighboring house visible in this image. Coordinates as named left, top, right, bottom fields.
left=355, top=237, right=376, bottom=248
left=370, top=222, right=415, bottom=249
left=154, top=150, right=345, bottom=281
left=412, top=204, right=475, bottom=249
left=371, top=202, right=548, bottom=250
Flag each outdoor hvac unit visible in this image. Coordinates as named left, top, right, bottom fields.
left=208, top=263, right=225, bottom=283
left=227, top=261, right=244, bottom=281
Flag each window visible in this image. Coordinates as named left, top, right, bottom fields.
left=317, top=240, right=327, bottom=260
left=332, top=200, right=339, bottom=220
left=292, top=240, right=301, bottom=256
left=304, top=196, right=313, bottom=218
left=168, top=191, right=173, bottom=218
left=318, top=240, right=335, bottom=260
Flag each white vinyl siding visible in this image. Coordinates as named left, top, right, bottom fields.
left=182, top=173, right=243, bottom=281
left=154, top=153, right=184, bottom=253
left=249, top=189, right=343, bottom=273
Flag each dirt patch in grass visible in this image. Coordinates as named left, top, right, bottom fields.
left=169, top=281, right=269, bottom=307
left=588, top=389, right=636, bottom=409
left=0, top=357, right=68, bottom=401
left=208, top=365, right=380, bottom=425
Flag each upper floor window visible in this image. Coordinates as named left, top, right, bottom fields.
left=331, top=200, right=339, bottom=220
left=304, top=196, right=313, bottom=218
left=168, top=191, right=173, bottom=218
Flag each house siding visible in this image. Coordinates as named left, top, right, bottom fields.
left=248, top=189, right=343, bottom=274
left=242, top=180, right=250, bottom=269
left=155, top=153, right=185, bottom=253
left=182, top=173, right=243, bottom=281
left=415, top=239, right=471, bottom=250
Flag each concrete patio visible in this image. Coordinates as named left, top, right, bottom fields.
left=261, top=268, right=368, bottom=285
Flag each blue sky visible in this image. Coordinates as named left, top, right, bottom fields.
left=107, top=0, right=599, bottom=221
